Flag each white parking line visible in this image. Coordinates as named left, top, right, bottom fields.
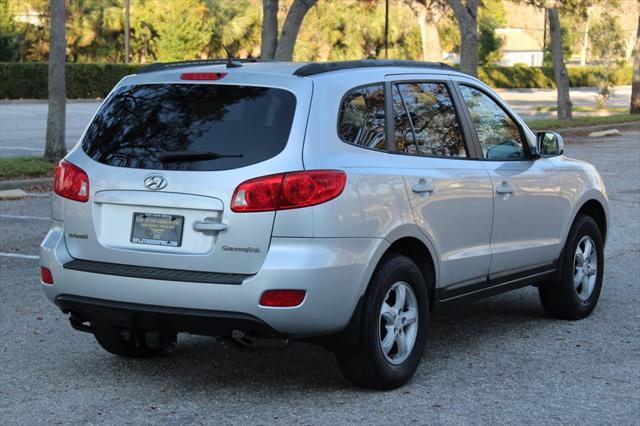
left=0, top=252, right=39, bottom=259
left=0, top=214, right=49, bottom=221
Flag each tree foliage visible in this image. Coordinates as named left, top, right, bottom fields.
left=0, top=0, right=21, bottom=61
left=0, top=0, right=631, bottom=66
left=589, top=12, right=627, bottom=108
left=478, top=0, right=505, bottom=65
left=589, top=12, right=626, bottom=62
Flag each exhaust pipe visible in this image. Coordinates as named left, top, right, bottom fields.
left=230, top=330, right=288, bottom=349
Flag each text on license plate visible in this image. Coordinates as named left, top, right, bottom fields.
left=130, top=213, right=184, bottom=247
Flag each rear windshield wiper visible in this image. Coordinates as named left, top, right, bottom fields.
left=157, top=151, right=243, bottom=163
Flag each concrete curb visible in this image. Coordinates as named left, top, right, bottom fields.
left=0, top=177, right=52, bottom=190
left=555, top=121, right=640, bottom=135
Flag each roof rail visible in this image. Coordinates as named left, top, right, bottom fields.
left=293, top=59, right=457, bottom=77
left=137, top=58, right=269, bottom=74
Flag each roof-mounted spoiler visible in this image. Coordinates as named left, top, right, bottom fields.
left=137, top=58, right=273, bottom=74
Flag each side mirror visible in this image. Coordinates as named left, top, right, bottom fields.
left=536, top=131, right=564, bottom=156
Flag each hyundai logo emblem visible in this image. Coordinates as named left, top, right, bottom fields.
left=144, top=175, right=168, bottom=191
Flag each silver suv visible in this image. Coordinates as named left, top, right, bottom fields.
left=40, top=59, right=609, bottom=389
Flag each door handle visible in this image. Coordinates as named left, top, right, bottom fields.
left=412, top=179, right=434, bottom=194
left=496, top=181, right=514, bottom=195
left=193, top=221, right=227, bottom=233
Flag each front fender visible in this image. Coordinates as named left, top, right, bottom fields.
left=561, top=188, right=609, bottom=249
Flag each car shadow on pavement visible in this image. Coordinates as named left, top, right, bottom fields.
left=83, top=288, right=551, bottom=393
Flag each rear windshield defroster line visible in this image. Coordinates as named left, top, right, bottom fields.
left=82, top=84, right=297, bottom=171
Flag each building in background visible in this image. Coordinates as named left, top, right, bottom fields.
left=496, top=28, right=543, bottom=66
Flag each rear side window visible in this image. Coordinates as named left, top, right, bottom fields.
left=392, top=82, right=466, bottom=158
left=337, top=85, right=386, bottom=150
left=82, top=84, right=296, bottom=171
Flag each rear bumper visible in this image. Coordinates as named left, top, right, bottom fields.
left=40, top=221, right=388, bottom=337
left=56, top=294, right=278, bottom=337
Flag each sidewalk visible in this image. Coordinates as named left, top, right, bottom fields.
left=0, top=86, right=632, bottom=158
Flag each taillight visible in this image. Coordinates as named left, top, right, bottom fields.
left=54, top=160, right=89, bottom=202
left=180, top=72, right=227, bottom=80
left=231, top=170, right=346, bottom=212
left=40, top=267, right=54, bottom=285
left=260, top=290, right=306, bottom=307
left=279, top=170, right=347, bottom=209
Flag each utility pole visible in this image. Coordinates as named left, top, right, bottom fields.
left=384, top=0, right=389, bottom=59
left=124, top=0, right=130, bottom=63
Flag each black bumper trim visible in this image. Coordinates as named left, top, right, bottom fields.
left=55, top=295, right=279, bottom=337
left=63, top=259, right=251, bottom=285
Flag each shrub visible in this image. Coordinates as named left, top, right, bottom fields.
left=478, top=65, right=632, bottom=89
left=0, top=62, right=634, bottom=99
left=0, top=62, right=142, bottom=99
left=66, top=63, right=142, bottom=98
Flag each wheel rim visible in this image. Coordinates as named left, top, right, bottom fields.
left=573, top=235, right=598, bottom=301
left=378, top=281, right=419, bottom=365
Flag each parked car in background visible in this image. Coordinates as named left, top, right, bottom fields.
left=40, top=59, right=608, bottom=389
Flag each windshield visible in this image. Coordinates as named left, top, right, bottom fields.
left=82, top=83, right=296, bottom=171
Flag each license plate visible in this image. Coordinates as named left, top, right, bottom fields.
left=130, top=213, right=184, bottom=247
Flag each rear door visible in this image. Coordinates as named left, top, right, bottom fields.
left=387, top=76, right=494, bottom=292
left=62, top=72, right=312, bottom=275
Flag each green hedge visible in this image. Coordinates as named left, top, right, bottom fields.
left=0, top=63, right=141, bottom=99
left=0, top=62, right=633, bottom=99
left=478, top=65, right=633, bottom=89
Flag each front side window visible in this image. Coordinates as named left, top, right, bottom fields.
left=338, top=85, right=386, bottom=150
left=392, top=82, right=466, bottom=158
left=459, top=85, right=526, bottom=161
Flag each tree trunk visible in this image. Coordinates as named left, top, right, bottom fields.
left=44, top=0, right=66, bottom=163
left=274, top=0, right=317, bottom=61
left=579, top=8, right=590, bottom=66
left=261, top=0, right=278, bottom=59
left=548, top=7, right=572, bottom=120
left=124, top=0, right=130, bottom=63
left=424, top=20, right=442, bottom=62
left=448, top=0, right=479, bottom=77
left=417, top=8, right=430, bottom=61
left=631, top=16, right=640, bottom=114
left=458, top=15, right=478, bottom=76
left=417, top=8, right=442, bottom=62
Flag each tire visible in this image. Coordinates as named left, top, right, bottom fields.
left=336, top=253, right=430, bottom=390
left=94, top=328, right=167, bottom=358
left=539, top=214, right=604, bottom=320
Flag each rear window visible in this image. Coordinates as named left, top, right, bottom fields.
left=82, top=84, right=296, bottom=171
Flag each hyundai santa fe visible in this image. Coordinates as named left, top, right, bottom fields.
left=40, top=59, right=609, bottom=390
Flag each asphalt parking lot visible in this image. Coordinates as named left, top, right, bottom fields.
left=1, top=129, right=638, bottom=424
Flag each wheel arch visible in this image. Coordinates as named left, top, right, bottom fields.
left=385, top=237, right=437, bottom=307
left=562, top=193, right=609, bottom=252
left=575, top=199, right=608, bottom=243
left=318, top=232, right=438, bottom=352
